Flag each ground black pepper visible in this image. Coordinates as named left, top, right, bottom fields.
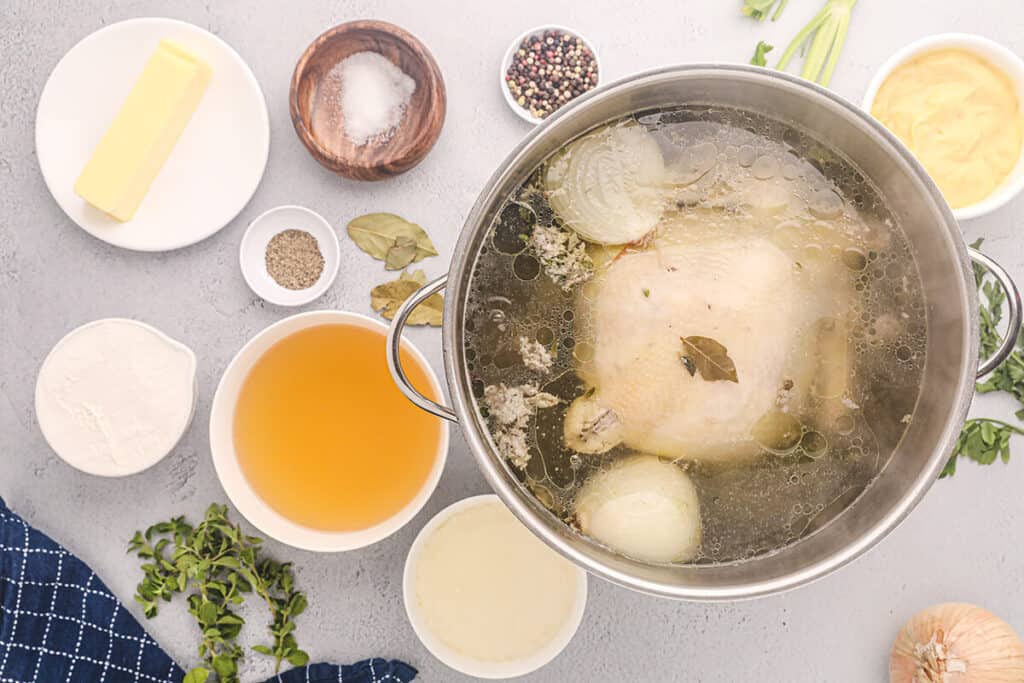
left=265, top=229, right=325, bottom=290
left=505, top=30, right=598, bottom=120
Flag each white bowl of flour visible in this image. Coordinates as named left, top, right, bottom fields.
left=35, top=318, right=197, bottom=477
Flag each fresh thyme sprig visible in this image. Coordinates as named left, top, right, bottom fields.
left=129, top=504, right=309, bottom=683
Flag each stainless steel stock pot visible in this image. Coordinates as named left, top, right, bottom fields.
left=386, top=65, right=1022, bottom=600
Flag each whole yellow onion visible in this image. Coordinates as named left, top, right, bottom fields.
left=890, top=603, right=1024, bottom=682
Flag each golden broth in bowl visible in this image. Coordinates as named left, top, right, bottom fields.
left=233, top=322, right=441, bottom=532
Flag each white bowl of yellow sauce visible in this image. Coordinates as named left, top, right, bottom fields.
left=863, top=33, right=1024, bottom=221
left=209, top=310, right=449, bottom=551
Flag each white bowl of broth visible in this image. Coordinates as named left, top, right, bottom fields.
left=210, top=310, right=449, bottom=551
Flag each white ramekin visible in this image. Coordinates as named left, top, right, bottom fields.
left=209, top=310, right=449, bottom=552
left=500, top=25, right=602, bottom=125
left=862, top=33, right=1024, bottom=222
left=403, top=494, right=588, bottom=679
left=239, top=205, right=341, bottom=307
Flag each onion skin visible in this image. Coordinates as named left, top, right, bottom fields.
left=890, top=603, right=1024, bottom=682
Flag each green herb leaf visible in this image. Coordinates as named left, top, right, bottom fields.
left=212, top=654, right=237, bottom=679
left=943, top=419, right=1024, bottom=478
left=287, top=650, right=310, bottom=667
left=642, top=288, right=651, bottom=298
left=196, top=601, right=218, bottom=626
left=370, top=270, right=444, bottom=326
left=680, top=336, right=739, bottom=383
left=347, top=213, right=438, bottom=270
left=182, top=668, right=209, bottom=683
left=751, top=40, right=774, bottom=67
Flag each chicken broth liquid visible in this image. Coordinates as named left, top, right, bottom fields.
left=465, top=106, right=927, bottom=564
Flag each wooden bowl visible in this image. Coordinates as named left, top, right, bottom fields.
left=290, top=21, right=446, bottom=181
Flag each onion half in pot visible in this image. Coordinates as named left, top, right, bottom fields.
left=544, top=123, right=667, bottom=245
left=572, top=455, right=701, bottom=563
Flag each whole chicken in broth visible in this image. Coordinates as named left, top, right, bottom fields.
left=466, top=106, right=927, bottom=564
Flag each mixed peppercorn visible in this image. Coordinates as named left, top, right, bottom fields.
left=505, top=30, right=599, bottom=120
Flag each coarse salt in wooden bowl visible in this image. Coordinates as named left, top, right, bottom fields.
left=290, top=20, right=446, bottom=181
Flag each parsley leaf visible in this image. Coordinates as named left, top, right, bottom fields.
left=942, top=419, right=1023, bottom=478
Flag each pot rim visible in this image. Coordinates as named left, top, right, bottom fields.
left=442, top=64, right=976, bottom=600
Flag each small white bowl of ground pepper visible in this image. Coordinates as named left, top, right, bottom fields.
left=239, top=205, right=340, bottom=306
left=501, top=25, right=601, bottom=124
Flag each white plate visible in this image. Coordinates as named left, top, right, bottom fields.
left=36, top=17, right=270, bottom=252
left=239, top=205, right=341, bottom=307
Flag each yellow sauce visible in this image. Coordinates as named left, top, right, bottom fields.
left=871, top=49, right=1023, bottom=208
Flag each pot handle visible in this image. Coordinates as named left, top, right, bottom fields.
left=970, top=247, right=1022, bottom=378
left=386, top=274, right=458, bottom=423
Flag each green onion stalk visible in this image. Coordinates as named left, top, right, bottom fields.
left=775, top=0, right=857, bottom=86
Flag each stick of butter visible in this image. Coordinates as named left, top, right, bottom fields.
left=74, top=39, right=211, bottom=222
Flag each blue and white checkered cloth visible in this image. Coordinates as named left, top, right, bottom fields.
left=0, top=498, right=417, bottom=682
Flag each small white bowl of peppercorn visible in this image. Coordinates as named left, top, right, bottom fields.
left=501, top=25, right=601, bottom=124
left=239, top=204, right=341, bottom=307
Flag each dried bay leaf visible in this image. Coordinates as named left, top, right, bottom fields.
left=370, top=270, right=443, bottom=326
left=347, top=213, right=438, bottom=269
left=680, top=336, right=739, bottom=383
left=385, top=234, right=418, bottom=270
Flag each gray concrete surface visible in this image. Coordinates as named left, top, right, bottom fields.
left=4, top=1, right=1024, bottom=681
